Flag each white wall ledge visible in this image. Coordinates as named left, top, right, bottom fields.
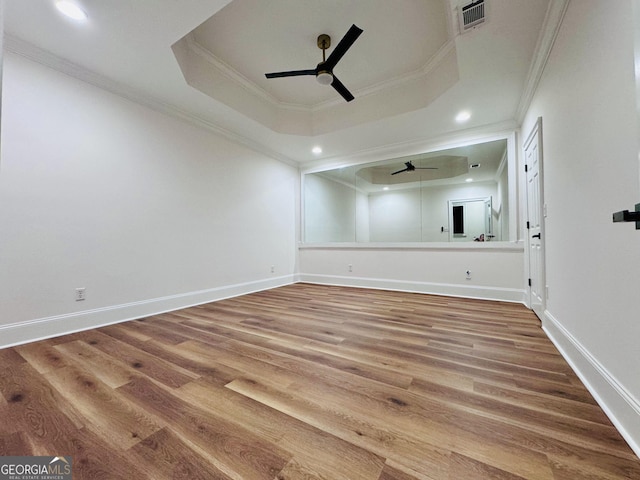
left=299, top=241, right=524, bottom=252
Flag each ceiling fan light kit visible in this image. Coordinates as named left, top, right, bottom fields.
left=265, top=24, right=363, bottom=102
left=316, top=72, right=333, bottom=85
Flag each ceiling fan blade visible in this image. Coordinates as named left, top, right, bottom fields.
left=331, top=75, right=355, bottom=102
left=391, top=168, right=409, bottom=175
left=265, top=69, right=317, bottom=79
left=324, top=24, right=363, bottom=71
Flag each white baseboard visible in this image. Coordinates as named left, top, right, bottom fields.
left=298, top=274, right=526, bottom=304
left=543, top=310, right=640, bottom=459
left=0, top=275, right=297, bottom=350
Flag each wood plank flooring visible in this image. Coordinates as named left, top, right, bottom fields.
left=1, top=283, right=638, bottom=479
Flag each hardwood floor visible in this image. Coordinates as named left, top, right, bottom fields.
left=1, top=283, right=638, bottom=479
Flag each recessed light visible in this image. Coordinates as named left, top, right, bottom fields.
left=383, top=187, right=389, bottom=191
left=55, top=1, right=88, bottom=21
left=311, top=146, right=322, bottom=155
left=456, top=110, right=471, bottom=123
left=465, top=178, right=473, bottom=183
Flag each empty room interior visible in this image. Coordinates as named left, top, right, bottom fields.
left=1, top=0, right=640, bottom=479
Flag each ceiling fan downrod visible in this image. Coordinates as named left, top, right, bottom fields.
left=317, top=34, right=331, bottom=62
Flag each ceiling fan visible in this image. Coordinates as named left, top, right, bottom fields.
left=265, top=24, right=363, bottom=102
left=391, top=161, right=438, bottom=175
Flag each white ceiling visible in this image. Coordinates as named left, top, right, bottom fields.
left=173, top=0, right=459, bottom=136
left=188, top=0, right=450, bottom=106
left=3, top=0, right=552, bottom=167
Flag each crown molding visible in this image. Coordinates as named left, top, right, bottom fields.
left=185, top=34, right=342, bottom=111
left=301, top=119, right=517, bottom=173
left=515, top=0, right=571, bottom=123
left=185, top=34, right=457, bottom=113
left=185, top=34, right=302, bottom=111
left=494, top=146, right=508, bottom=182
left=4, top=35, right=299, bottom=168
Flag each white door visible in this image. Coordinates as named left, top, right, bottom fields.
left=525, top=118, right=545, bottom=320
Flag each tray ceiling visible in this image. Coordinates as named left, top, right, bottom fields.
left=3, top=0, right=555, bottom=165
left=172, top=0, right=459, bottom=135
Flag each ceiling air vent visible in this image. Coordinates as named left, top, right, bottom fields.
left=459, top=0, right=486, bottom=32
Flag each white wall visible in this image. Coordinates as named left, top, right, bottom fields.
left=0, top=0, right=4, bottom=123
left=0, top=53, right=298, bottom=347
left=299, top=244, right=524, bottom=303
left=300, top=177, right=522, bottom=302
left=304, top=173, right=357, bottom=242
left=300, top=148, right=521, bottom=302
left=308, top=177, right=501, bottom=243
left=521, top=0, right=640, bottom=453
left=368, top=181, right=499, bottom=242
left=369, top=188, right=422, bottom=242
left=355, top=189, right=370, bottom=242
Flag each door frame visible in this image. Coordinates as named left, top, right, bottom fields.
left=524, top=117, right=546, bottom=318
left=447, top=196, right=492, bottom=241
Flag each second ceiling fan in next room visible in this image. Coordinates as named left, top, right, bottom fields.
left=265, top=24, right=363, bottom=102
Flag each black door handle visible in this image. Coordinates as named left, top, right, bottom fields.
left=532, top=233, right=541, bottom=239
left=613, top=203, right=640, bottom=230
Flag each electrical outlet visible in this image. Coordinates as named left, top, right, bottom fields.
left=348, top=264, right=353, bottom=273
left=270, top=265, right=275, bottom=273
left=466, top=270, right=472, bottom=280
left=75, top=287, right=86, bottom=301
